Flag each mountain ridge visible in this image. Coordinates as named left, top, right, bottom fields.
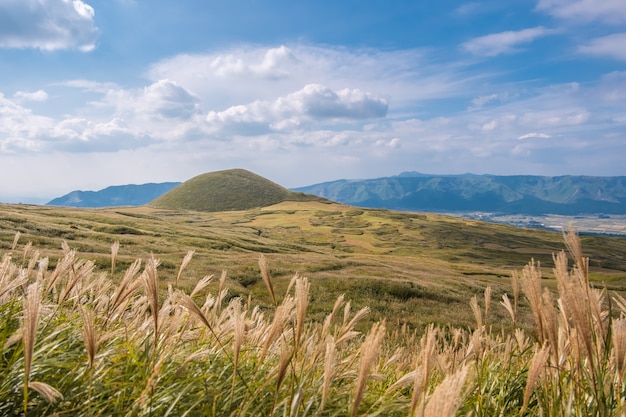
left=293, top=173, right=626, bottom=215
left=47, top=182, right=181, bottom=207
left=45, top=171, right=626, bottom=215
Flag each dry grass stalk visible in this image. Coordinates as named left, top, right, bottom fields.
left=22, top=281, right=42, bottom=415
left=142, top=256, right=161, bottom=352
left=58, top=259, right=95, bottom=306
left=540, top=288, right=559, bottom=361
left=43, top=249, right=76, bottom=297
left=110, top=259, right=142, bottom=313
left=501, top=293, right=516, bottom=324
left=259, top=254, right=276, bottom=305
left=213, top=270, right=228, bottom=315
left=410, top=324, right=436, bottom=417
left=230, top=299, right=245, bottom=394
left=275, top=341, right=293, bottom=391
left=321, top=336, right=336, bottom=413
left=484, top=286, right=492, bottom=323
left=519, top=261, right=549, bottom=345
left=294, top=275, right=309, bottom=352
left=470, top=295, right=482, bottom=329
left=511, top=271, right=520, bottom=317
left=422, top=366, right=470, bottom=417
left=321, top=295, right=344, bottom=342
left=521, top=344, right=549, bottom=413
left=0, top=268, right=28, bottom=302
left=337, top=303, right=370, bottom=345
left=176, top=250, right=194, bottom=286
left=352, top=321, right=385, bottom=417
left=80, top=306, right=98, bottom=368
left=564, top=226, right=588, bottom=278
left=613, top=318, right=626, bottom=382
left=11, top=231, right=21, bottom=250
left=22, top=242, right=32, bottom=264
left=28, top=381, right=63, bottom=404
left=259, top=297, right=294, bottom=363
left=190, top=274, right=213, bottom=298
left=553, top=250, right=595, bottom=366
left=110, top=241, right=120, bottom=275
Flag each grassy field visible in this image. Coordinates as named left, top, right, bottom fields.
left=3, top=202, right=626, bottom=415
left=2, top=201, right=626, bottom=331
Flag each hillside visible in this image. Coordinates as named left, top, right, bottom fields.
left=4, top=203, right=626, bottom=415
left=148, top=168, right=327, bottom=212
left=47, top=182, right=181, bottom=207
left=293, top=173, right=626, bottom=215
left=2, top=200, right=626, bottom=329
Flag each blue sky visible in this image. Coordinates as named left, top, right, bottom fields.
left=0, top=0, right=625, bottom=203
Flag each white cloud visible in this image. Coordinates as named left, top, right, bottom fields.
left=518, top=132, right=552, bottom=139
left=579, top=33, right=626, bottom=61
left=206, top=83, right=388, bottom=135
left=0, top=0, right=98, bottom=52
left=147, top=44, right=470, bottom=112
left=13, top=90, right=48, bottom=102
left=471, top=94, right=498, bottom=108
left=0, top=93, right=54, bottom=152
left=98, top=80, right=201, bottom=124
left=462, top=27, right=555, bottom=56
left=482, top=120, right=497, bottom=131
left=597, top=71, right=626, bottom=102
left=61, top=80, right=120, bottom=93
left=536, top=0, right=626, bottom=24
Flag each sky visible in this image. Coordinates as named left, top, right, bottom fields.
left=0, top=0, right=625, bottom=203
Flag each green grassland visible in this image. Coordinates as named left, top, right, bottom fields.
left=4, top=201, right=626, bottom=415
left=2, top=200, right=626, bottom=330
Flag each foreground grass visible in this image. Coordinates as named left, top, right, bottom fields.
left=2, top=230, right=626, bottom=416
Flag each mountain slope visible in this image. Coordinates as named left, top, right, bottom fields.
left=148, top=168, right=326, bottom=212
left=47, top=182, right=181, bottom=208
left=293, top=173, right=626, bottom=215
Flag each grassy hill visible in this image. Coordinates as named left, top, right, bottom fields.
left=148, top=168, right=326, bottom=212
left=2, top=200, right=626, bottom=329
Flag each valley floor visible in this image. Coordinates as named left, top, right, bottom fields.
left=451, top=213, right=626, bottom=236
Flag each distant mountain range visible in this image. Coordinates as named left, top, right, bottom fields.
left=47, top=182, right=181, bottom=207
left=293, top=172, right=626, bottom=215
left=46, top=172, right=626, bottom=215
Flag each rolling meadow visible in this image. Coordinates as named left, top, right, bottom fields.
left=2, top=200, right=626, bottom=415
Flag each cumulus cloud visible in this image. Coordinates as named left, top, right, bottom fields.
left=518, top=132, right=552, bottom=139
left=147, top=44, right=469, bottom=112
left=462, top=27, right=555, bottom=56
left=0, top=0, right=98, bottom=51
left=536, top=0, right=626, bottom=24
left=0, top=91, right=150, bottom=153
left=579, top=33, right=626, bottom=61
left=13, top=90, right=48, bottom=102
left=206, top=83, right=388, bottom=135
left=101, top=80, right=200, bottom=121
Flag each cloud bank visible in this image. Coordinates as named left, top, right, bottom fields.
left=0, top=0, right=98, bottom=51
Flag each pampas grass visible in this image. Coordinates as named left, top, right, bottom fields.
left=2, top=229, right=626, bottom=416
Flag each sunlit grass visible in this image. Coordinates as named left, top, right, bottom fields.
left=2, top=229, right=626, bottom=415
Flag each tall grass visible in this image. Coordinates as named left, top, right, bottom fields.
left=0, top=229, right=625, bottom=415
